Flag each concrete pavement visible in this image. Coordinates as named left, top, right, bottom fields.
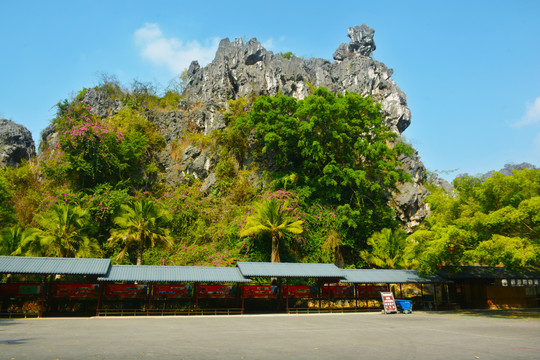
left=1, top=310, right=539, bottom=359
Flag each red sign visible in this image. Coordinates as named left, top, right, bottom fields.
left=322, top=285, right=353, bottom=299
left=358, top=285, right=387, bottom=298
left=105, top=284, right=147, bottom=298
left=242, top=285, right=277, bottom=298
left=198, top=285, right=236, bottom=298
left=0, top=283, right=42, bottom=297
left=153, top=284, right=191, bottom=298
left=286, top=286, right=315, bottom=298
left=380, top=292, right=397, bottom=313
left=54, top=284, right=98, bottom=298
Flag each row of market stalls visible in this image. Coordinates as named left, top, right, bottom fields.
left=1, top=256, right=539, bottom=317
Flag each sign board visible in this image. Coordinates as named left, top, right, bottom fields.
left=104, top=284, right=147, bottom=298
left=380, top=291, right=397, bottom=314
left=242, top=285, right=277, bottom=298
left=153, top=284, right=191, bottom=298
left=54, top=284, right=98, bottom=298
left=0, top=283, right=42, bottom=297
left=286, top=285, right=316, bottom=298
left=198, top=285, right=236, bottom=298
left=359, top=285, right=388, bottom=298
left=322, top=285, right=354, bottom=299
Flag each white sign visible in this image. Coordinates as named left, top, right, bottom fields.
left=380, top=292, right=397, bottom=314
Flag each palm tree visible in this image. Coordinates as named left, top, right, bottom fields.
left=26, top=204, right=98, bottom=258
left=360, top=228, right=418, bottom=269
left=322, top=229, right=344, bottom=268
left=240, top=198, right=303, bottom=263
left=0, top=226, right=38, bottom=256
left=108, top=199, right=173, bottom=265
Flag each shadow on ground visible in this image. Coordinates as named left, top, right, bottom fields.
left=433, top=308, right=540, bottom=319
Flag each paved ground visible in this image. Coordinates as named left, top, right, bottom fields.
left=1, top=310, right=539, bottom=360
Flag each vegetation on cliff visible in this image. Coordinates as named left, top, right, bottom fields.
left=0, top=81, right=538, bottom=273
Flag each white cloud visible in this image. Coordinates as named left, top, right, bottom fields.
left=513, top=97, right=540, bottom=127
left=134, top=23, right=219, bottom=75
left=262, top=38, right=274, bottom=51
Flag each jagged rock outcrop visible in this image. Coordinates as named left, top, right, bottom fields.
left=183, top=24, right=424, bottom=229
left=78, top=24, right=429, bottom=230
left=393, top=149, right=430, bottom=232
left=471, top=162, right=538, bottom=179
left=0, top=119, right=35, bottom=168
left=428, top=173, right=454, bottom=194
left=82, top=88, right=124, bottom=118
left=184, top=24, right=410, bottom=134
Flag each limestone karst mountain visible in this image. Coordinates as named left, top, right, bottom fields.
left=0, top=118, right=35, bottom=168
left=7, top=24, right=431, bottom=231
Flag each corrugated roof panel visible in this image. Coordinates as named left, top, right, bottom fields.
left=98, top=265, right=251, bottom=283
left=237, top=262, right=345, bottom=278
left=0, top=256, right=111, bottom=275
left=341, top=269, right=448, bottom=284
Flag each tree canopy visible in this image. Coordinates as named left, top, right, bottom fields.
left=408, top=169, right=540, bottom=273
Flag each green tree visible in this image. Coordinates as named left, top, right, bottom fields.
left=240, top=198, right=303, bottom=262
left=0, top=226, right=38, bottom=256
left=108, top=199, right=174, bottom=265
left=0, top=175, right=15, bottom=227
left=227, top=88, right=411, bottom=262
left=360, top=228, right=418, bottom=269
left=410, top=169, right=540, bottom=273
left=22, top=204, right=98, bottom=258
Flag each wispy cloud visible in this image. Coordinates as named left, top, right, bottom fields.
left=512, top=97, right=540, bottom=127
left=134, top=23, right=219, bottom=74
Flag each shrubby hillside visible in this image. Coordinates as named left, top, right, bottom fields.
left=0, top=25, right=538, bottom=272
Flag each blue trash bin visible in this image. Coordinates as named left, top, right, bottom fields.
left=395, top=299, right=413, bottom=313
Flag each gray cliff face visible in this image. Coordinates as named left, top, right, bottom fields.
left=184, top=24, right=410, bottom=134
left=0, top=119, right=35, bottom=168
left=393, top=149, right=430, bottom=232
left=79, top=25, right=428, bottom=230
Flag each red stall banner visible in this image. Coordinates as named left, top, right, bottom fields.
left=54, top=284, right=99, bottom=298
left=380, top=291, right=397, bottom=314
left=286, top=285, right=316, bottom=298
left=0, top=283, right=42, bottom=297
left=153, top=284, right=191, bottom=298
left=197, top=285, right=236, bottom=298
left=358, top=285, right=387, bottom=298
left=242, top=285, right=277, bottom=299
left=322, top=285, right=354, bottom=299
left=104, top=284, right=147, bottom=298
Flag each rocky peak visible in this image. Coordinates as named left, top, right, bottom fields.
left=184, top=24, right=410, bottom=134
left=0, top=119, right=35, bottom=168
left=333, top=24, right=376, bottom=60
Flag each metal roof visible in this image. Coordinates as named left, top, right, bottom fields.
left=98, top=265, right=251, bottom=283
left=0, top=256, right=111, bottom=275
left=438, top=266, right=540, bottom=280
left=237, top=262, right=345, bottom=278
left=341, top=269, right=449, bottom=284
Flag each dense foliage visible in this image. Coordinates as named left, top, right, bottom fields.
left=408, top=169, right=540, bottom=273
left=1, top=79, right=538, bottom=273
left=221, top=88, right=411, bottom=263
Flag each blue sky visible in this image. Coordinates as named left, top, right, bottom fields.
left=1, top=0, right=538, bottom=180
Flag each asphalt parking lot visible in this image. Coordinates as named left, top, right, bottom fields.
left=1, top=310, right=539, bottom=360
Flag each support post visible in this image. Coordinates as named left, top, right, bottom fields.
left=241, top=284, right=245, bottom=314
left=318, top=282, right=322, bottom=309
left=285, top=278, right=289, bottom=314
left=96, top=281, right=104, bottom=316
left=355, top=284, right=358, bottom=310
left=434, top=283, right=438, bottom=310
left=147, top=284, right=153, bottom=315
left=194, top=283, right=199, bottom=309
